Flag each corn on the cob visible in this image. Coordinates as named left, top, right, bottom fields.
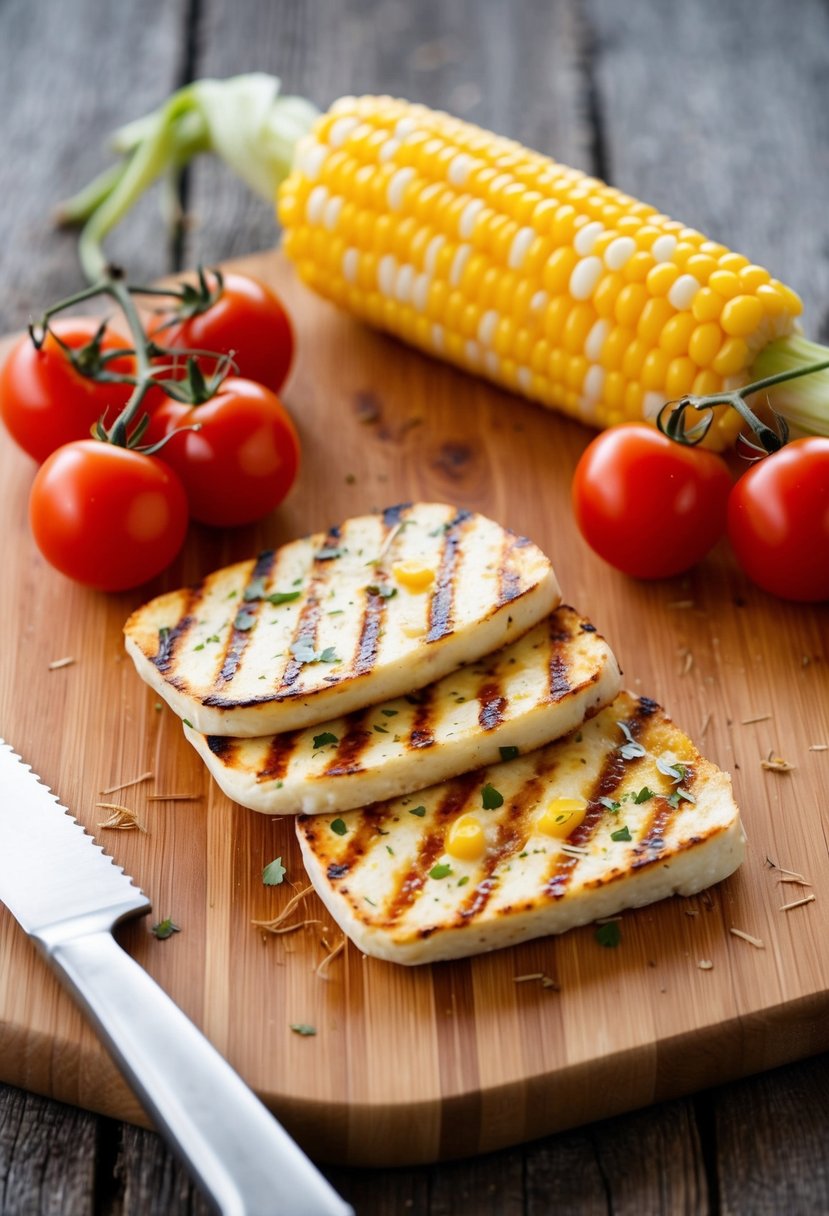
left=278, top=96, right=803, bottom=447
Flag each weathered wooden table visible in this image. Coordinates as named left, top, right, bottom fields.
left=1, top=1, right=828, bottom=1212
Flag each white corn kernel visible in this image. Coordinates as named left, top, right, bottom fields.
left=574, top=221, right=604, bottom=255
left=569, top=256, right=603, bottom=300
left=387, top=167, right=415, bottom=211
left=459, top=198, right=484, bottom=239
left=668, top=274, right=701, bottom=310
left=604, top=236, right=636, bottom=270
left=652, top=234, right=678, bottom=263
left=328, top=116, right=359, bottom=147
left=508, top=226, right=536, bottom=270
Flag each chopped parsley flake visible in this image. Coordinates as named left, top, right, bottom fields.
left=290, top=639, right=339, bottom=665
left=183, top=719, right=193, bottom=729
left=599, top=797, right=621, bottom=813
left=316, top=546, right=344, bottom=560
left=194, top=643, right=205, bottom=651
left=633, top=786, right=655, bottom=804
left=499, top=746, right=519, bottom=762
left=386, top=845, right=394, bottom=855
left=290, top=1023, right=317, bottom=1037
left=313, top=732, right=338, bottom=750
left=268, top=590, right=302, bottom=606
left=610, top=826, right=632, bottom=842
left=429, top=863, right=452, bottom=880
left=409, top=805, right=426, bottom=817
left=262, top=857, right=287, bottom=886
left=366, top=583, right=397, bottom=599
left=151, top=917, right=180, bottom=940
left=668, top=788, right=697, bottom=808
left=481, top=783, right=504, bottom=810
left=373, top=723, right=389, bottom=734
left=243, top=577, right=267, bottom=601
left=381, top=708, right=398, bottom=717
left=457, top=875, right=470, bottom=887
left=330, top=818, right=348, bottom=836
left=233, top=609, right=257, bottom=632
left=206, top=634, right=219, bottom=644
left=595, top=922, right=621, bottom=948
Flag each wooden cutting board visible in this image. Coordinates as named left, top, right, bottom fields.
left=0, top=252, right=827, bottom=1167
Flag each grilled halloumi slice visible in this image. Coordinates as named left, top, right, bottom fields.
left=124, top=503, right=560, bottom=737
left=183, top=606, right=621, bottom=815
left=296, top=692, right=744, bottom=965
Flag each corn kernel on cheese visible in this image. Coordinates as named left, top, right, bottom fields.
left=278, top=96, right=803, bottom=447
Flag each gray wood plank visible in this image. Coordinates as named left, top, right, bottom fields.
left=0, top=0, right=189, bottom=333
left=111, top=1124, right=211, bottom=1216
left=585, top=0, right=829, bottom=335
left=0, top=1086, right=97, bottom=1216
left=183, top=0, right=593, bottom=266
left=525, top=1099, right=709, bottom=1216
left=713, top=1056, right=829, bottom=1216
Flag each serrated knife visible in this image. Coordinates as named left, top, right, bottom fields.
left=0, top=740, right=353, bottom=1216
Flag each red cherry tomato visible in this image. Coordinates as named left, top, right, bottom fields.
left=727, top=437, right=829, bottom=602
left=152, top=377, right=300, bottom=527
left=147, top=272, right=294, bottom=395
left=572, top=423, right=732, bottom=579
left=0, top=320, right=135, bottom=462
left=29, top=441, right=188, bottom=591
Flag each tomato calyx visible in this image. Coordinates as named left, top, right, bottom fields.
left=145, top=266, right=225, bottom=330
left=29, top=267, right=235, bottom=454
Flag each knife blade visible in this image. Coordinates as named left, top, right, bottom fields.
left=0, top=739, right=353, bottom=1216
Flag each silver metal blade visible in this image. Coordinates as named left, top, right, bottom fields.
left=0, top=739, right=150, bottom=941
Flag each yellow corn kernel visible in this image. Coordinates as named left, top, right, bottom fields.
left=615, top=283, right=648, bottom=327
left=600, top=325, right=634, bottom=370
left=593, top=272, right=623, bottom=317
left=637, top=297, right=674, bottom=344
left=659, top=312, right=696, bottom=357
left=665, top=356, right=697, bottom=397
left=739, top=264, right=771, bottom=291
left=691, top=287, right=724, bottom=323
left=562, top=303, right=595, bottom=353
left=692, top=368, right=723, bottom=396
left=622, top=337, right=650, bottom=380
left=392, top=560, right=436, bottom=592
left=721, top=294, right=764, bottom=337
left=712, top=336, right=750, bottom=377
left=537, top=797, right=588, bottom=838
left=543, top=246, right=579, bottom=294
left=446, top=814, right=486, bottom=860
left=709, top=269, right=742, bottom=299
left=718, top=252, right=750, bottom=273
left=646, top=262, right=680, bottom=297
left=641, top=347, right=669, bottom=390
left=688, top=321, right=723, bottom=367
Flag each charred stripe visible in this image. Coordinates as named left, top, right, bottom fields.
left=215, top=551, right=278, bottom=685
left=426, top=508, right=471, bottom=644
left=409, top=684, right=436, bottom=750
left=323, top=712, right=372, bottom=777
left=256, top=730, right=301, bottom=783
left=477, top=681, right=507, bottom=731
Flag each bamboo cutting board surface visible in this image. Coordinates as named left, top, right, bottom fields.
left=0, top=252, right=827, bottom=1167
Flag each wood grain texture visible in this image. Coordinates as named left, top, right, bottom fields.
left=0, top=251, right=827, bottom=1169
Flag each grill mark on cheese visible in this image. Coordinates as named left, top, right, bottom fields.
left=323, top=712, right=372, bottom=777
left=215, top=550, right=278, bottom=686
left=543, top=700, right=653, bottom=899
left=497, top=531, right=523, bottom=606
left=633, top=767, right=697, bottom=862
left=152, top=593, right=198, bottom=675
left=426, top=508, right=471, bottom=643
left=409, top=686, right=436, bottom=749
left=275, top=523, right=343, bottom=693
left=456, top=776, right=542, bottom=926
left=352, top=507, right=405, bottom=678
left=206, top=735, right=235, bottom=762
left=256, top=730, right=301, bottom=783
left=477, top=681, right=507, bottom=731
left=383, top=774, right=480, bottom=923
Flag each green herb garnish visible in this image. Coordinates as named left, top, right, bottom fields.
left=595, top=922, right=621, bottom=948
left=633, top=786, right=655, bottom=804
left=233, top=609, right=256, bottom=631
left=409, top=805, right=427, bottom=817
left=316, top=546, right=344, bottom=560
left=610, top=826, right=632, bottom=842
left=151, top=917, right=180, bottom=940
left=313, top=732, right=338, bottom=750
left=429, top=863, right=452, bottom=880
left=499, top=746, right=519, bottom=762
left=330, top=818, right=348, bottom=836
left=481, top=783, right=504, bottom=810
left=262, top=857, right=287, bottom=886
left=290, top=1023, right=317, bottom=1036
left=617, top=720, right=646, bottom=760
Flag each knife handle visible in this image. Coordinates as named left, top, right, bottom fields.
left=46, top=929, right=353, bottom=1216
